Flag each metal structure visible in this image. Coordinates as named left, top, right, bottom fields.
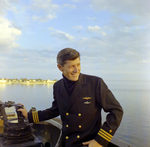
left=0, top=101, right=42, bottom=147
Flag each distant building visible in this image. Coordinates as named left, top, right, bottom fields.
left=0, top=78, right=7, bottom=83
left=46, top=80, right=56, bottom=84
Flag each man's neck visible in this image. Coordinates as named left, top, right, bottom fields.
left=63, top=74, right=77, bottom=96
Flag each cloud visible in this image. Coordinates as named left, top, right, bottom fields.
left=31, top=0, right=59, bottom=10
left=90, top=0, right=150, bottom=28
left=30, top=0, right=76, bottom=22
left=69, top=26, right=149, bottom=65
left=0, top=16, right=22, bottom=52
left=90, top=0, right=150, bottom=17
left=142, top=60, right=150, bottom=63
left=30, top=0, right=59, bottom=22
left=62, top=4, right=76, bottom=9
left=88, top=25, right=101, bottom=32
left=0, top=0, right=17, bottom=15
left=0, top=47, right=56, bottom=69
left=86, top=17, right=96, bottom=21
left=87, top=25, right=106, bottom=36
left=73, top=25, right=83, bottom=32
left=50, top=29, right=75, bottom=41
left=48, top=27, right=54, bottom=31
left=32, top=14, right=57, bottom=22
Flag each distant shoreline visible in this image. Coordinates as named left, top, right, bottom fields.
left=0, top=81, right=56, bottom=85
left=0, top=78, right=57, bottom=85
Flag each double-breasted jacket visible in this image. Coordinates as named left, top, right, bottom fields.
left=28, top=73, right=123, bottom=147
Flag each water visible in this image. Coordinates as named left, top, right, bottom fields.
left=0, top=81, right=150, bottom=147
left=0, top=84, right=54, bottom=110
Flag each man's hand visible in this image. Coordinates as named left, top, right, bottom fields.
left=17, top=103, right=28, bottom=119
left=82, top=139, right=102, bottom=147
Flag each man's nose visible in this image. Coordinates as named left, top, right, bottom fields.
left=73, top=66, right=78, bottom=72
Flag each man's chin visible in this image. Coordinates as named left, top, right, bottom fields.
left=70, top=76, right=79, bottom=81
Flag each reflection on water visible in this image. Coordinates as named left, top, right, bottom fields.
left=0, top=84, right=6, bottom=92
left=0, top=84, right=54, bottom=111
left=47, top=83, right=53, bottom=89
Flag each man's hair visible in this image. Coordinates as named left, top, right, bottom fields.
left=57, top=48, right=80, bottom=66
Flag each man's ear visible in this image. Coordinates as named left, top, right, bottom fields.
left=57, top=64, right=63, bottom=72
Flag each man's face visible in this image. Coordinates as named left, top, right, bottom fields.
left=58, top=57, right=81, bottom=81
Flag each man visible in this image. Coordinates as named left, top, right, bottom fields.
left=19, top=48, right=123, bottom=147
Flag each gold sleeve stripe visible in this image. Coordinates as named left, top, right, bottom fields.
left=98, top=132, right=111, bottom=142
left=32, top=111, right=39, bottom=123
left=100, top=129, right=113, bottom=138
left=98, top=131, right=112, bottom=141
left=98, top=129, right=113, bottom=142
left=33, top=111, right=39, bottom=123
left=32, top=111, right=37, bottom=123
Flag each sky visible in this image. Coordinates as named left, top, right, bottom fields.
left=0, top=0, right=150, bottom=82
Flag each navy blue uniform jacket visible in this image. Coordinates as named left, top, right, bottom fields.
left=28, top=73, right=123, bottom=147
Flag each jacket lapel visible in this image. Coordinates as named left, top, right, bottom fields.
left=66, top=74, right=86, bottom=111
left=59, top=80, right=70, bottom=112
left=60, top=79, right=70, bottom=99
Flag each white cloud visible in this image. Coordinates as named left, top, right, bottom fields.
left=86, top=17, right=96, bottom=21
left=142, top=60, right=150, bottom=63
left=30, top=0, right=76, bottom=22
left=88, top=25, right=101, bottom=32
left=30, top=0, right=59, bottom=22
left=102, top=32, right=106, bottom=36
left=81, top=37, right=88, bottom=41
left=31, top=0, right=59, bottom=10
left=90, top=0, right=150, bottom=16
left=0, top=0, right=17, bottom=15
left=62, top=4, right=76, bottom=9
left=121, top=27, right=131, bottom=33
left=73, top=25, right=83, bottom=30
left=32, top=15, right=40, bottom=21
left=90, top=0, right=150, bottom=27
left=48, top=27, right=54, bottom=31
left=32, top=14, right=57, bottom=22
left=0, top=16, right=22, bottom=52
left=50, top=30, right=74, bottom=41
left=88, top=25, right=106, bottom=36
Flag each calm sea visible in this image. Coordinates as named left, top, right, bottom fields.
left=0, top=80, right=150, bottom=147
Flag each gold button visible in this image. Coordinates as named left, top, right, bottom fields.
left=78, top=113, right=81, bottom=116
left=77, top=135, right=80, bottom=138
left=66, top=125, right=69, bottom=128
left=66, top=136, right=69, bottom=139
left=66, top=113, right=69, bottom=116
left=79, top=125, right=82, bottom=128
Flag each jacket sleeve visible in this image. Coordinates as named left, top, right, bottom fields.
left=28, top=84, right=60, bottom=123
left=95, top=78, right=123, bottom=147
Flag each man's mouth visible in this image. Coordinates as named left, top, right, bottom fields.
left=71, top=74, right=79, bottom=77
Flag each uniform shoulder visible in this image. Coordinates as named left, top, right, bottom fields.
left=82, top=73, right=102, bottom=81
left=81, top=74, right=103, bottom=84
left=53, top=78, right=63, bottom=86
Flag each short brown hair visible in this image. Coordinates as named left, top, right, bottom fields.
left=57, top=48, right=80, bottom=66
